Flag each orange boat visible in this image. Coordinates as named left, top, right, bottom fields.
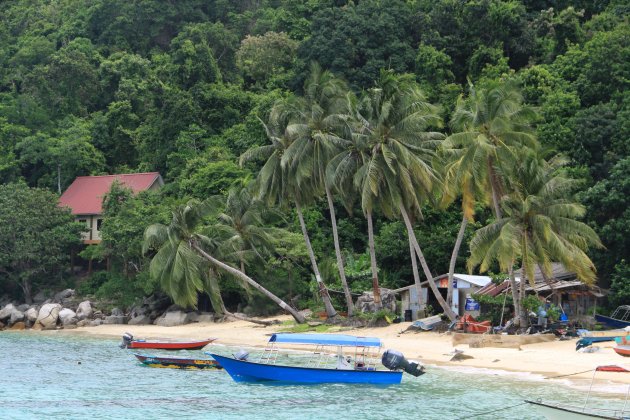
left=120, top=333, right=216, bottom=350
left=455, top=314, right=491, bottom=333
left=614, top=345, right=630, bottom=357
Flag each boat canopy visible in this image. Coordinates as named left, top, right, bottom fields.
left=269, top=333, right=382, bottom=347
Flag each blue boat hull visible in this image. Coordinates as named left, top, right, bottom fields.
left=595, top=314, right=630, bottom=329
left=209, top=354, right=403, bottom=384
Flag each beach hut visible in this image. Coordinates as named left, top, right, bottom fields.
left=392, top=274, right=492, bottom=320
left=476, top=263, right=605, bottom=323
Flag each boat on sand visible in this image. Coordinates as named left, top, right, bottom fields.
left=595, top=306, right=630, bottom=329
left=208, top=333, right=424, bottom=384
left=120, top=333, right=216, bottom=350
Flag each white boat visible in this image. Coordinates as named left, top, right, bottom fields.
left=526, top=365, right=630, bottom=419
left=526, top=400, right=628, bottom=419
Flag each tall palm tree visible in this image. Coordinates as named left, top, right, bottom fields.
left=439, top=141, right=489, bottom=308
left=240, top=110, right=338, bottom=318
left=352, top=70, right=456, bottom=319
left=446, top=79, right=538, bottom=314
left=467, top=153, right=603, bottom=326
left=447, top=79, right=538, bottom=218
left=143, top=199, right=306, bottom=324
left=279, top=63, right=354, bottom=315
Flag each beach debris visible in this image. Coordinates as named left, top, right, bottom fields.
left=577, top=346, right=600, bottom=353
left=492, top=359, right=500, bottom=363
left=450, top=352, right=474, bottom=362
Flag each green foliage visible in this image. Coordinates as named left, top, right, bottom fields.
left=0, top=182, right=83, bottom=302
left=236, top=31, right=298, bottom=89
left=609, top=260, right=630, bottom=309
left=473, top=293, right=513, bottom=325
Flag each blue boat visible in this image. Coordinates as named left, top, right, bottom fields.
left=207, top=333, right=424, bottom=385
left=595, top=306, right=630, bottom=329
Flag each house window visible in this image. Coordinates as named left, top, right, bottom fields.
left=78, top=218, right=87, bottom=225
left=96, top=219, right=103, bottom=231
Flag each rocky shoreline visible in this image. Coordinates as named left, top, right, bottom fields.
left=0, top=289, right=219, bottom=331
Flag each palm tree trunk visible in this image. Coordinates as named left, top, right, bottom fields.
left=508, top=266, right=520, bottom=326
left=240, top=259, right=254, bottom=301
left=295, top=202, right=337, bottom=318
left=399, top=204, right=457, bottom=321
left=407, top=226, right=423, bottom=316
left=447, top=215, right=468, bottom=307
left=366, top=210, right=382, bottom=310
left=487, top=157, right=503, bottom=219
left=519, top=269, right=529, bottom=328
left=191, top=242, right=306, bottom=324
left=325, top=184, right=354, bottom=316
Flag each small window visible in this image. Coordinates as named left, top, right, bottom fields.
left=78, top=219, right=87, bottom=225
left=96, top=219, right=103, bottom=231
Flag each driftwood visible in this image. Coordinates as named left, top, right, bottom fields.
left=452, top=332, right=556, bottom=349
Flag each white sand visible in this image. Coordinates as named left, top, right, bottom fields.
left=38, top=315, right=630, bottom=390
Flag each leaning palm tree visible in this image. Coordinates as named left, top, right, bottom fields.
left=352, top=70, right=456, bottom=319
left=143, top=199, right=306, bottom=324
left=467, top=152, right=603, bottom=326
left=217, top=182, right=279, bottom=274
left=279, top=63, right=355, bottom=315
left=240, top=110, right=338, bottom=318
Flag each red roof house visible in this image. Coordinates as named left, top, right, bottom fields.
left=59, top=172, right=163, bottom=243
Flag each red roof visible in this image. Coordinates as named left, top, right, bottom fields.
left=59, top=173, right=163, bottom=215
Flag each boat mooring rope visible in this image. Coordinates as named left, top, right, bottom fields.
left=457, top=401, right=529, bottom=418
left=544, top=369, right=594, bottom=379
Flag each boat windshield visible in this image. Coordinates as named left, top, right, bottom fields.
left=258, top=334, right=384, bottom=371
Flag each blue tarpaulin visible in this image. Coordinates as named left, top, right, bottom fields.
left=269, top=333, right=382, bottom=347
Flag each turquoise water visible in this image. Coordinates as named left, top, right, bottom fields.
left=0, top=332, right=626, bottom=419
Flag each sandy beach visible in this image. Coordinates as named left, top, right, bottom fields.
left=41, top=316, right=630, bottom=391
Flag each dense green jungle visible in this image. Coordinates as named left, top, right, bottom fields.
left=0, top=0, right=628, bottom=322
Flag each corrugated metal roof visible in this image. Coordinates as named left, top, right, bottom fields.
left=59, top=173, right=163, bottom=215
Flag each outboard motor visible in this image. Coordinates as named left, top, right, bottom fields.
left=233, top=349, right=249, bottom=361
left=382, top=349, right=425, bottom=377
left=120, top=332, right=133, bottom=349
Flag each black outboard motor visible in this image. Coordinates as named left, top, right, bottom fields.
left=382, top=349, right=425, bottom=377
left=120, top=332, right=133, bottom=349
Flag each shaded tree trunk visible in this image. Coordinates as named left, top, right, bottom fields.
left=399, top=204, right=457, bottom=321
left=295, top=202, right=337, bottom=318
left=447, top=215, right=468, bottom=307
left=508, top=266, right=520, bottom=325
left=366, top=210, right=382, bottom=310
left=191, top=242, right=306, bottom=324
left=407, top=226, right=423, bottom=315
left=325, top=184, right=354, bottom=316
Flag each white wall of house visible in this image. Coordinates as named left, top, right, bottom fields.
left=76, top=215, right=103, bottom=243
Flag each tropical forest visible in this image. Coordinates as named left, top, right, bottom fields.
left=0, top=0, right=628, bottom=326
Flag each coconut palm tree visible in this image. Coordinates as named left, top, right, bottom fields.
left=446, top=79, right=538, bottom=218
left=438, top=141, right=489, bottom=308
left=351, top=70, right=456, bottom=319
left=143, top=199, right=306, bottom=324
left=467, top=152, right=603, bottom=326
left=240, top=110, right=338, bottom=318
left=279, top=63, right=354, bottom=315
left=446, top=79, right=538, bottom=315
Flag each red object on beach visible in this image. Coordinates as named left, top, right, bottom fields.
left=613, top=346, right=630, bottom=358
left=456, top=314, right=491, bottom=333
left=596, top=364, right=630, bottom=372
left=121, top=333, right=216, bottom=350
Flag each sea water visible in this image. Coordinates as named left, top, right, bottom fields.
left=0, top=332, right=626, bottom=420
